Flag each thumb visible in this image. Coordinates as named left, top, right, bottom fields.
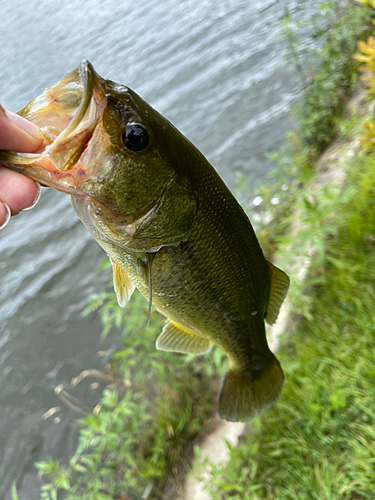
left=0, top=105, right=43, bottom=152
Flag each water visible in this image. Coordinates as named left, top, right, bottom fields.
left=0, top=0, right=316, bottom=496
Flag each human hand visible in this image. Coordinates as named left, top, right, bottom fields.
left=0, top=105, right=44, bottom=230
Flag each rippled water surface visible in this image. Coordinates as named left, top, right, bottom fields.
left=0, top=0, right=315, bottom=496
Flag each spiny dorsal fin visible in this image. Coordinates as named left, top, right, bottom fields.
left=156, top=321, right=212, bottom=355
left=111, top=259, right=135, bottom=308
left=265, top=261, right=290, bottom=325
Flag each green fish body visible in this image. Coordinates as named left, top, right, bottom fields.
left=1, top=61, right=289, bottom=422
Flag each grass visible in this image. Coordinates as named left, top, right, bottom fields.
left=237, top=0, right=375, bottom=255
left=35, top=289, right=229, bottom=500
left=200, top=156, right=375, bottom=499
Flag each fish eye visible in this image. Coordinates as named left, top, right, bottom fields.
left=122, top=123, right=150, bottom=152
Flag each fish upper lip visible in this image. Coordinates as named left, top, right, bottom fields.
left=52, top=61, right=95, bottom=149
left=0, top=61, right=106, bottom=196
left=46, top=60, right=98, bottom=172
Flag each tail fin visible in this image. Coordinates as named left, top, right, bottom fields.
left=218, top=354, right=284, bottom=422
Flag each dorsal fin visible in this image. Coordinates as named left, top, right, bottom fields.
left=265, top=261, right=290, bottom=325
left=111, top=259, right=135, bottom=307
left=156, top=321, right=212, bottom=355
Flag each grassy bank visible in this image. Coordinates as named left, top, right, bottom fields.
left=201, top=154, right=375, bottom=499
left=198, top=12, right=375, bottom=496
left=30, top=2, right=375, bottom=500
left=34, top=291, right=227, bottom=499
left=239, top=0, right=374, bottom=254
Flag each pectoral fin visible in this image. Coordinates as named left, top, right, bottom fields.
left=111, top=259, right=135, bottom=307
left=156, top=321, right=211, bottom=354
left=265, top=261, right=290, bottom=325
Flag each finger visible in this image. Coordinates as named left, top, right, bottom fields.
left=0, top=105, right=43, bottom=152
left=0, top=201, right=11, bottom=230
left=0, top=166, right=41, bottom=215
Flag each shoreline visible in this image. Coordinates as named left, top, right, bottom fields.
left=183, top=83, right=373, bottom=500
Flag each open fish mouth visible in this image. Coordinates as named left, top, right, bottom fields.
left=0, top=61, right=106, bottom=196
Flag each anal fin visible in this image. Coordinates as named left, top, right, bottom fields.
left=111, top=259, right=135, bottom=307
left=156, top=321, right=211, bottom=355
left=265, top=261, right=290, bottom=325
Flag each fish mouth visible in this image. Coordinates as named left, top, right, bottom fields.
left=0, top=60, right=106, bottom=196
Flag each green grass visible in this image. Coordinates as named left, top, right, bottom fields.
left=36, top=289, right=229, bottom=500
left=201, top=156, right=375, bottom=499
left=239, top=0, right=375, bottom=255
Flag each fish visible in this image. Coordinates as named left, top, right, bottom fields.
left=0, top=61, right=289, bottom=422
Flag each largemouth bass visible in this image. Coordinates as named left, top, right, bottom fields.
left=0, top=61, right=289, bottom=422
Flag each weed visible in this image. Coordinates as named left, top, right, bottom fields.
left=198, top=133, right=375, bottom=500
left=36, top=290, right=228, bottom=499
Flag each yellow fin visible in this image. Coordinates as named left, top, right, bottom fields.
left=265, top=261, right=290, bottom=325
left=156, top=321, right=211, bottom=355
left=111, top=259, right=135, bottom=307
left=219, top=354, right=284, bottom=422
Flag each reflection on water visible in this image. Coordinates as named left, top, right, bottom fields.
left=0, top=0, right=315, bottom=497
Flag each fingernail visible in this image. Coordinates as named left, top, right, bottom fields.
left=0, top=203, right=11, bottom=231
left=22, top=183, right=41, bottom=212
left=5, top=109, right=41, bottom=140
